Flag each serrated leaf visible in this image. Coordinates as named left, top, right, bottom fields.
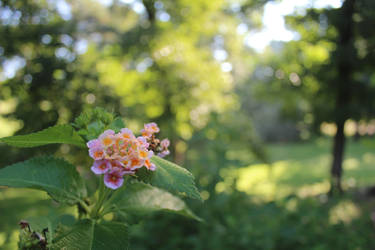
left=107, top=117, right=125, bottom=133
left=107, top=181, right=201, bottom=221
left=52, top=219, right=129, bottom=250
left=0, top=156, right=87, bottom=204
left=140, top=156, right=202, bottom=201
left=86, top=121, right=106, bottom=140
left=0, top=124, right=85, bottom=148
left=26, top=216, right=54, bottom=243
left=26, top=214, right=76, bottom=243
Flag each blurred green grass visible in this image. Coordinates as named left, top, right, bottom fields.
left=220, top=138, right=375, bottom=199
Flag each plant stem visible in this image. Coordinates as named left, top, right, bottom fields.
left=101, top=176, right=130, bottom=215
left=78, top=200, right=90, bottom=214
left=91, top=176, right=110, bottom=219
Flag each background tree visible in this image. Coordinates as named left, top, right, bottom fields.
left=252, top=0, right=375, bottom=193
left=290, top=0, right=375, bottom=193
left=0, top=0, right=123, bottom=165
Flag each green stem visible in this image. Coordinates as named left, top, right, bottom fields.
left=101, top=176, right=130, bottom=215
left=91, top=176, right=110, bottom=219
left=78, top=200, right=90, bottom=214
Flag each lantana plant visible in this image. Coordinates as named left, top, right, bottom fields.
left=0, top=108, right=202, bottom=249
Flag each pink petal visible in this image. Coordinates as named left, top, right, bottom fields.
left=100, top=129, right=115, bottom=137
left=91, top=160, right=111, bottom=175
left=148, top=163, right=156, bottom=171
left=145, top=122, right=159, bottom=133
left=89, top=147, right=104, bottom=160
left=104, top=170, right=124, bottom=189
left=87, top=139, right=101, bottom=149
left=160, top=138, right=170, bottom=148
left=141, top=129, right=152, bottom=138
left=157, top=150, right=170, bottom=158
left=120, top=128, right=133, bottom=135
left=137, top=136, right=149, bottom=148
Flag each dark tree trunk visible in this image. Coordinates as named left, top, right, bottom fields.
left=329, top=0, right=356, bottom=195
left=353, top=122, right=361, bottom=141
left=330, top=119, right=346, bottom=194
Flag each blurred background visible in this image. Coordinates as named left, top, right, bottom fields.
left=1, top=0, right=375, bottom=249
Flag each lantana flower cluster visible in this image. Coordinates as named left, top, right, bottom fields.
left=87, top=122, right=170, bottom=189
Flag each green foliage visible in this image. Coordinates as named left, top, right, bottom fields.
left=0, top=107, right=201, bottom=249
left=73, top=108, right=115, bottom=129
left=108, top=118, right=126, bottom=133
left=132, top=138, right=375, bottom=249
left=0, top=156, right=87, bottom=205
left=73, top=107, right=125, bottom=140
left=52, top=220, right=129, bottom=250
left=130, top=191, right=375, bottom=250
left=106, top=181, right=201, bottom=221
left=0, top=125, right=85, bottom=148
left=137, top=156, right=202, bottom=201
left=20, top=214, right=76, bottom=248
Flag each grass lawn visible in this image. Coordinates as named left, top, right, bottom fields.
left=233, top=137, right=375, bottom=199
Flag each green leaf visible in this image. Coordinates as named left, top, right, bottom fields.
left=139, top=156, right=202, bottom=201
left=26, top=214, right=76, bottom=243
left=107, top=181, right=201, bottom=221
left=0, top=156, right=87, bottom=205
left=107, top=117, right=125, bottom=133
left=86, top=121, right=106, bottom=140
left=0, top=124, right=85, bottom=148
left=52, top=219, right=129, bottom=250
left=26, top=216, right=54, bottom=243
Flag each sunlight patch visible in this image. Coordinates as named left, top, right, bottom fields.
left=297, top=182, right=329, bottom=198
left=0, top=117, right=23, bottom=137
left=235, top=162, right=289, bottom=199
left=0, top=233, right=5, bottom=246
left=362, top=153, right=375, bottom=164
left=344, top=158, right=359, bottom=170
left=329, top=201, right=360, bottom=225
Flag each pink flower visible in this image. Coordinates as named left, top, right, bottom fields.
left=138, top=149, right=153, bottom=159
left=104, top=145, right=118, bottom=159
left=119, top=128, right=135, bottom=141
left=91, top=160, right=111, bottom=175
left=87, top=139, right=101, bottom=149
left=104, top=170, right=124, bottom=189
left=157, top=138, right=170, bottom=158
left=141, top=122, right=159, bottom=138
left=89, top=147, right=105, bottom=160
left=87, top=138, right=105, bottom=160
left=144, top=159, right=156, bottom=171
left=129, top=157, right=145, bottom=170
left=146, top=122, right=160, bottom=133
left=98, top=129, right=116, bottom=147
left=113, top=159, right=135, bottom=175
left=157, top=150, right=170, bottom=158
left=160, top=138, right=170, bottom=149
left=137, top=136, right=149, bottom=148
left=87, top=124, right=164, bottom=188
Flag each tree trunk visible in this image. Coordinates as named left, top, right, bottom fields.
left=353, top=122, right=361, bottom=141
left=329, top=0, right=356, bottom=195
left=330, top=119, right=346, bottom=194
